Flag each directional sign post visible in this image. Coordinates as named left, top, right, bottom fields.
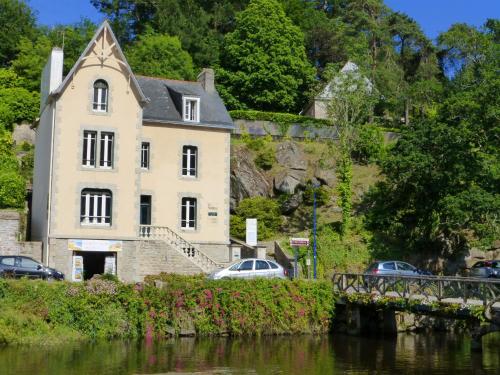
left=289, top=238, right=310, bottom=279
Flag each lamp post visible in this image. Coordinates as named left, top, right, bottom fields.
left=313, top=185, right=318, bottom=279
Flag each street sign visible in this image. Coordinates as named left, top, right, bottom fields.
left=290, top=237, right=310, bottom=247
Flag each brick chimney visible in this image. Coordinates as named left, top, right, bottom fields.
left=40, top=48, right=64, bottom=111
left=197, top=68, right=215, bottom=93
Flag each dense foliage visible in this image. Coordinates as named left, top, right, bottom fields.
left=216, top=0, right=315, bottom=112
left=230, top=109, right=331, bottom=127
left=0, top=276, right=334, bottom=345
left=126, top=31, right=195, bottom=80
left=230, top=197, right=283, bottom=240
left=365, top=24, right=500, bottom=253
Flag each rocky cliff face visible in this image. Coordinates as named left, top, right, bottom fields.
left=230, top=140, right=337, bottom=213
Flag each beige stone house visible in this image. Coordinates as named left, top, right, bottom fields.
left=31, top=21, right=234, bottom=282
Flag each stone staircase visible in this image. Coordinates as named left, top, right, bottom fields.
left=138, top=225, right=225, bottom=273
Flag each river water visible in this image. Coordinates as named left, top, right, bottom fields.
left=0, top=333, right=498, bottom=374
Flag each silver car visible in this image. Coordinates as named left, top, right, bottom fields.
left=364, top=261, right=432, bottom=276
left=207, top=258, right=287, bottom=280
left=470, top=260, right=500, bottom=278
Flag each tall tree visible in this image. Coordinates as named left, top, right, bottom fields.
left=366, top=23, right=500, bottom=253
left=0, top=0, right=36, bottom=67
left=217, top=0, right=315, bottom=112
left=327, top=68, right=375, bottom=235
left=126, top=31, right=195, bottom=80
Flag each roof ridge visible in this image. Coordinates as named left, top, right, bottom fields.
left=136, top=74, right=199, bottom=84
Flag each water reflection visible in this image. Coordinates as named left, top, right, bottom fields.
left=0, top=333, right=498, bottom=375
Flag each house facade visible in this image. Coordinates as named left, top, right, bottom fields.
left=31, top=21, right=234, bottom=282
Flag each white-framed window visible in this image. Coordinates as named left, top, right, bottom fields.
left=141, top=142, right=150, bottom=169
left=181, top=197, right=197, bottom=230
left=182, top=145, right=197, bottom=177
left=82, top=131, right=97, bottom=167
left=99, top=132, right=114, bottom=168
left=82, top=131, right=115, bottom=169
left=183, top=96, right=200, bottom=122
left=93, top=80, right=108, bottom=112
left=80, top=189, right=112, bottom=226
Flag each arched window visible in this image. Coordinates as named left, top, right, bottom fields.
left=93, top=80, right=108, bottom=112
left=80, top=189, right=112, bottom=225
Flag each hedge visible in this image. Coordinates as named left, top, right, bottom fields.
left=229, top=110, right=332, bottom=127
left=0, top=275, right=335, bottom=346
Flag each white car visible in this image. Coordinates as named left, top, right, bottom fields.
left=207, top=258, right=288, bottom=280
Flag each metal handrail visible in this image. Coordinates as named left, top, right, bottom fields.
left=332, top=273, right=500, bottom=307
left=138, top=225, right=225, bottom=271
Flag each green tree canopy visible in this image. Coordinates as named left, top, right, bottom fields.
left=366, top=23, right=500, bottom=252
left=126, top=31, right=195, bottom=80
left=0, top=0, right=36, bottom=67
left=217, top=0, right=315, bottom=112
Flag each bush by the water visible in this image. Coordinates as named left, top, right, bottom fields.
left=0, top=275, right=334, bottom=346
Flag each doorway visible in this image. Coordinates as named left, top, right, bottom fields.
left=75, top=251, right=115, bottom=280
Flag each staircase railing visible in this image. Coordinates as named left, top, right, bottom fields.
left=138, top=225, right=225, bottom=272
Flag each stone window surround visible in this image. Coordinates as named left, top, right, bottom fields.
left=75, top=182, right=118, bottom=230
left=77, top=124, right=120, bottom=173
left=140, top=137, right=153, bottom=172
left=139, top=190, right=156, bottom=226
left=87, top=74, right=114, bottom=116
left=177, top=192, right=201, bottom=234
left=178, top=140, right=201, bottom=181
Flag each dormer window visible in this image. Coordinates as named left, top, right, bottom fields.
left=93, top=79, right=108, bottom=112
left=183, top=96, right=200, bottom=122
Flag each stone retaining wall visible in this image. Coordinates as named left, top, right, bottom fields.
left=0, top=210, right=42, bottom=262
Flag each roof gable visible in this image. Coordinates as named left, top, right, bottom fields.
left=51, top=20, right=147, bottom=105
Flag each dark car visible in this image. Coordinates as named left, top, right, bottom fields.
left=470, top=260, right=500, bottom=278
left=0, top=256, right=64, bottom=280
left=364, top=261, right=432, bottom=277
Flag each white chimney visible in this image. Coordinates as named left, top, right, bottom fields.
left=197, top=68, right=215, bottom=93
left=40, top=48, right=64, bottom=111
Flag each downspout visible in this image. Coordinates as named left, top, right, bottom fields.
left=45, top=100, right=57, bottom=266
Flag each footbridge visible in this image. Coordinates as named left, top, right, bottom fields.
left=332, top=273, right=500, bottom=351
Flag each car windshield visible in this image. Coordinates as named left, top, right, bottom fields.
left=397, top=262, right=416, bottom=271
left=229, top=262, right=241, bottom=271
left=492, top=261, right=500, bottom=269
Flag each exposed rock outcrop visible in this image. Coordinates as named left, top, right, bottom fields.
left=273, top=141, right=307, bottom=194
left=230, top=147, right=271, bottom=211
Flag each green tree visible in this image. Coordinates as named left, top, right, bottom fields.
left=126, top=31, right=195, bottom=80
left=328, top=69, right=376, bottom=235
left=0, top=133, right=26, bottom=208
left=366, top=23, right=500, bottom=253
left=0, top=69, right=39, bottom=130
left=0, top=0, right=36, bottom=66
left=217, top=0, right=315, bottom=112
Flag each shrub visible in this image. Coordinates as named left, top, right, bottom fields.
left=303, top=183, right=331, bottom=206
left=231, top=197, right=282, bottom=240
left=0, top=171, right=25, bottom=208
left=254, top=146, right=275, bottom=170
left=352, top=125, right=385, bottom=164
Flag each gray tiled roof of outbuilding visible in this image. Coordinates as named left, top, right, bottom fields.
left=136, top=75, right=234, bottom=130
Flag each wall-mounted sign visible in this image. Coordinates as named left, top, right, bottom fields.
left=246, top=218, right=257, bottom=246
left=290, top=238, right=310, bottom=247
left=72, top=255, right=84, bottom=282
left=208, top=212, right=218, bottom=217
left=68, top=239, right=122, bottom=252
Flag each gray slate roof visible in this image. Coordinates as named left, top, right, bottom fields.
left=137, top=76, right=234, bottom=130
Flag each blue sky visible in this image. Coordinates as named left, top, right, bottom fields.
left=29, top=0, right=499, bottom=40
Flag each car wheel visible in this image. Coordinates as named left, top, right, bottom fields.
left=221, top=276, right=231, bottom=280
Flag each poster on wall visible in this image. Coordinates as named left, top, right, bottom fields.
left=68, top=239, right=122, bottom=252
left=104, top=256, right=116, bottom=275
left=72, top=255, right=84, bottom=282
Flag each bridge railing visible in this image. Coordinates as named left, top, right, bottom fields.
left=332, top=273, right=500, bottom=307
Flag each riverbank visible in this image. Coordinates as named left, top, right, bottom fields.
left=0, top=275, right=334, bottom=346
